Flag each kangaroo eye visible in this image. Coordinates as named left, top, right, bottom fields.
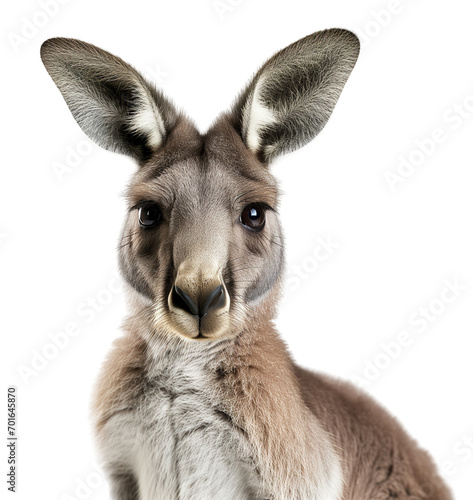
left=240, top=204, right=266, bottom=232
left=138, top=202, right=162, bottom=228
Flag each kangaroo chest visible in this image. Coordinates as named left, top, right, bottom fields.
left=127, top=360, right=266, bottom=500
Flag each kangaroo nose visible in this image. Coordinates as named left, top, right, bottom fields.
left=172, top=284, right=226, bottom=318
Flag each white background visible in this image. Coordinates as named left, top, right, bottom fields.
left=2, top=0, right=472, bottom=498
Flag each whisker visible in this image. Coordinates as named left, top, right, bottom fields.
left=116, top=229, right=141, bottom=250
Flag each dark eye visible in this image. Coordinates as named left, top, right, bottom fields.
left=240, top=204, right=266, bottom=232
left=138, top=202, right=162, bottom=228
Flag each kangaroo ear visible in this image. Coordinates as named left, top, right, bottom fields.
left=229, top=29, right=360, bottom=163
left=41, top=38, right=179, bottom=162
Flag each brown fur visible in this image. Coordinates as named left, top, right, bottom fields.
left=295, top=367, right=452, bottom=499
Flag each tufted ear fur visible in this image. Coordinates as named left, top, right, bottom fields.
left=41, top=38, right=180, bottom=162
left=228, top=29, right=360, bottom=163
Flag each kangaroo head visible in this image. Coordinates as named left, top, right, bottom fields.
left=41, top=30, right=359, bottom=342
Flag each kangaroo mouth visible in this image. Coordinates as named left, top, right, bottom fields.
left=167, top=309, right=232, bottom=341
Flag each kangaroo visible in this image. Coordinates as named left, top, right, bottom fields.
left=41, top=29, right=453, bottom=500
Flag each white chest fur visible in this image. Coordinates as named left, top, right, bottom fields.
left=101, top=346, right=267, bottom=500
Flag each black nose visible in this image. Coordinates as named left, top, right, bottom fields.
left=172, top=284, right=226, bottom=318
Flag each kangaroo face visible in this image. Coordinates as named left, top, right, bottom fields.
left=120, top=121, right=283, bottom=340
left=41, top=30, right=359, bottom=341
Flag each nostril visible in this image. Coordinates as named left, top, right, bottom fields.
left=172, top=285, right=199, bottom=316
left=171, top=284, right=227, bottom=319
left=201, top=285, right=226, bottom=316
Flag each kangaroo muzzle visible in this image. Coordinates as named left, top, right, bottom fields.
left=167, top=261, right=231, bottom=339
